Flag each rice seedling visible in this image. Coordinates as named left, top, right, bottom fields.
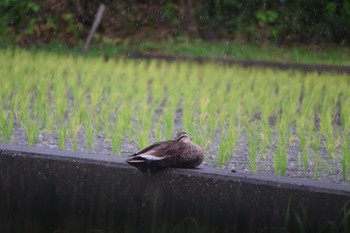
left=310, top=129, right=321, bottom=180
left=259, top=121, right=271, bottom=159
left=135, top=104, right=153, bottom=149
left=93, top=112, right=101, bottom=137
left=118, top=100, right=134, bottom=142
left=57, top=122, right=67, bottom=150
left=247, top=123, right=259, bottom=173
left=196, top=96, right=215, bottom=148
left=273, top=111, right=290, bottom=175
left=17, top=96, right=31, bottom=129
left=162, top=105, right=176, bottom=140
left=320, top=93, right=338, bottom=158
left=340, top=97, right=350, bottom=132
left=0, top=109, right=14, bottom=143
left=257, top=79, right=277, bottom=158
left=153, top=119, right=164, bottom=142
left=68, top=113, right=81, bottom=152
left=54, top=87, right=67, bottom=123
left=218, top=119, right=240, bottom=167
left=217, top=134, right=231, bottom=167
left=111, top=124, right=123, bottom=155
left=182, top=99, right=201, bottom=146
left=341, top=133, right=350, bottom=181
left=100, top=104, right=111, bottom=140
left=84, top=115, right=94, bottom=152
left=274, top=120, right=289, bottom=176
left=25, top=119, right=40, bottom=146
left=296, top=118, right=309, bottom=172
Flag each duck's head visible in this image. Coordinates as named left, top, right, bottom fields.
left=176, top=131, right=191, bottom=143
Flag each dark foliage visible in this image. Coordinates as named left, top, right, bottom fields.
left=1, top=0, right=349, bottom=46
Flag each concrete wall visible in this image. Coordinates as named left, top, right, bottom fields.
left=0, top=143, right=349, bottom=233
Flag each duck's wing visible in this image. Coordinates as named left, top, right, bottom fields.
left=128, top=140, right=180, bottom=162
left=131, top=140, right=173, bottom=156
left=127, top=141, right=187, bottom=173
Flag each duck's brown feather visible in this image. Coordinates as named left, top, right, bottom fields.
left=127, top=137, right=204, bottom=173
left=131, top=141, right=166, bottom=156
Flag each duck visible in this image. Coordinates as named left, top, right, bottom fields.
left=126, top=131, right=204, bottom=173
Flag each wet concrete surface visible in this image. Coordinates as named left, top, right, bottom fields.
left=0, top=143, right=349, bottom=233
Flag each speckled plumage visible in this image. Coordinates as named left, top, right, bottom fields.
left=126, top=132, right=204, bottom=173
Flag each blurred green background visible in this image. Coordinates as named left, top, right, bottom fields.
left=1, top=0, right=350, bottom=64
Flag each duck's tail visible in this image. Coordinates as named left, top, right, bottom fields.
left=126, top=155, right=166, bottom=173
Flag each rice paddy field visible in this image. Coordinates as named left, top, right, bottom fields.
left=1, top=48, right=349, bottom=183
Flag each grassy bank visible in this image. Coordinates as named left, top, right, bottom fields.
left=23, top=40, right=350, bottom=66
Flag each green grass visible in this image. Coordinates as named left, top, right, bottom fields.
left=247, top=123, right=259, bottom=174
left=1, top=48, right=350, bottom=181
left=138, top=40, right=350, bottom=65
left=22, top=40, right=350, bottom=66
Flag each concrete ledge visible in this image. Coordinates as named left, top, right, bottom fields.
left=0, top=143, right=349, bottom=233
